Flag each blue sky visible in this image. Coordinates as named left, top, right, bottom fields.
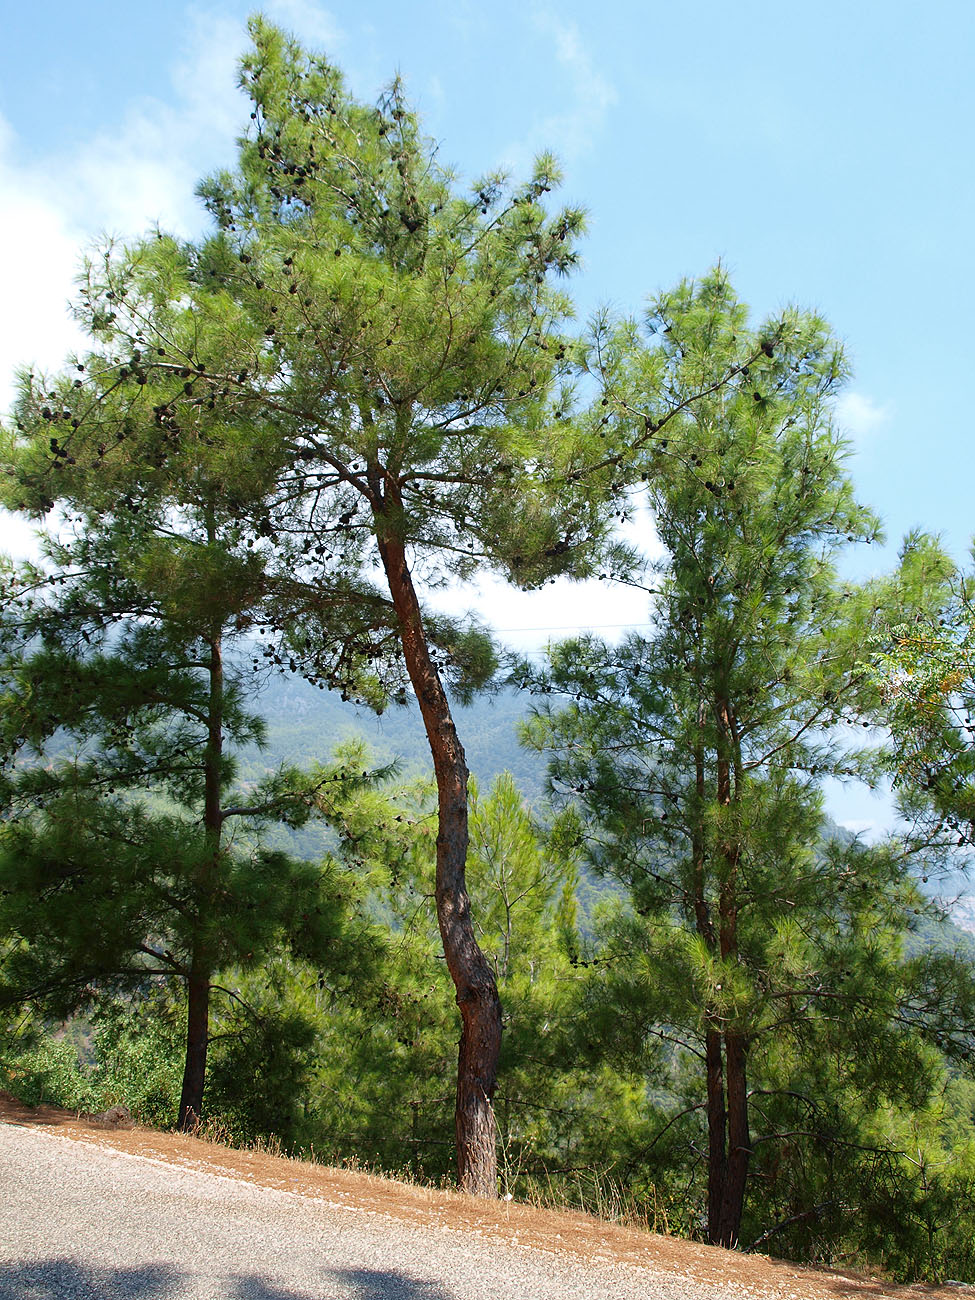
left=1, top=1, right=972, bottom=833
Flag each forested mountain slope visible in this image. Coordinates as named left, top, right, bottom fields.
left=246, top=668, right=975, bottom=945
left=240, top=672, right=548, bottom=804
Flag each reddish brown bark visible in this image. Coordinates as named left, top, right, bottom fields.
left=376, top=529, right=502, bottom=1196
left=705, top=1027, right=726, bottom=1235
left=716, top=1030, right=751, bottom=1247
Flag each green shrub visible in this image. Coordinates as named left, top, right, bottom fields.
left=2, top=996, right=183, bottom=1125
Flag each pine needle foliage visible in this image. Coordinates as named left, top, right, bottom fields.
left=518, top=268, right=957, bottom=1249
left=869, top=532, right=975, bottom=852
left=0, top=505, right=384, bottom=1130
left=0, top=17, right=622, bottom=1189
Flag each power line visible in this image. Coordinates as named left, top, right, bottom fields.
left=491, top=621, right=654, bottom=634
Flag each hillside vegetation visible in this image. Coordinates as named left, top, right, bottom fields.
left=2, top=16, right=975, bottom=1288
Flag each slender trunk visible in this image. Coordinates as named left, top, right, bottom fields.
left=694, top=725, right=732, bottom=1243
left=203, top=629, right=224, bottom=854
left=705, top=1026, right=727, bottom=1241
left=692, top=737, right=714, bottom=945
left=716, top=1030, right=750, bottom=1247
left=177, top=620, right=223, bottom=1133
left=376, top=529, right=501, bottom=1196
left=177, top=958, right=210, bottom=1130
left=711, top=695, right=751, bottom=1247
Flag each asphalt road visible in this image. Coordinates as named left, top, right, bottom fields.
left=0, top=1123, right=738, bottom=1300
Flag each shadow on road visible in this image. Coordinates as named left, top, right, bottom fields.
left=0, top=1260, right=454, bottom=1299
left=326, top=1269, right=453, bottom=1299
left=0, top=1259, right=180, bottom=1297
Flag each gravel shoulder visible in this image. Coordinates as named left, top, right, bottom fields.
left=0, top=1093, right=961, bottom=1300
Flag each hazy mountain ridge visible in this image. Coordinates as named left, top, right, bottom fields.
left=244, top=671, right=975, bottom=948
left=240, top=672, right=548, bottom=803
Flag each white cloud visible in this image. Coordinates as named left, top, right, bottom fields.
left=433, top=569, right=654, bottom=654
left=0, top=510, right=44, bottom=564
left=0, top=7, right=259, bottom=575
left=65, top=11, right=248, bottom=240
left=264, top=0, right=343, bottom=49
left=0, top=11, right=258, bottom=416
left=431, top=501, right=662, bottom=652
left=500, top=8, right=617, bottom=170
left=425, top=74, right=447, bottom=111
left=0, top=118, right=89, bottom=411
left=175, top=10, right=253, bottom=141
left=822, top=772, right=896, bottom=841
left=834, top=391, right=892, bottom=442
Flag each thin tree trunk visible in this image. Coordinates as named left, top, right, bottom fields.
left=719, top=704, right=751, bottom=1247
left=716, top=1030, right=750, bottom=1247
left=712, top=694, right=750, bottom=1247
left=692, top=737, right=714, bottom=945
left=177, top=615, right=223, bottom=1133
left=705, top=1026, right=727, bottom=1242
left=694, top=724, right=733, bottom=1244
left=376, top=529, right=502, bottom=1196
left=177, top=959, right=210, bottom=1130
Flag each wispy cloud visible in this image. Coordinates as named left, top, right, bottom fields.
left=0, top=7, right=348, bottom=556
left=264, top=0, right=343, bottom=49
left=0, top=11, right=254, bottom=413
left=424, top=74, right=447, bottom=112
left=834, top=391, right=892, bottom=442
left=67, top=10, right=247, bottom=238
left=500, top=7, right=617, bottom=170
left=0, top=115, right=89, bottom=409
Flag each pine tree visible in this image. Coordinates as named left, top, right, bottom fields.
left=869, top=532, right=975, bottom=848
left=1, top=18, right=612, bottom=1191
left=519, top=268, right=918, bottom=1246
left=296, top=763, right=618, bottom=1191
left=0, top=505, right=379, bottom=1130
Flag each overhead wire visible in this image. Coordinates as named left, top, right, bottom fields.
left=490, top=620, right=654, bottom=634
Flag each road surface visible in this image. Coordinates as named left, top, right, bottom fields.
left=0, top=1122, right=744, bottom=1300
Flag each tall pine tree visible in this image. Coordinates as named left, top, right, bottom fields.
left=0, top=482, right=379, bottom=1130
left=520, top=268, right=915, bottom=1245
left=1, top=18, right=614, bottom=1190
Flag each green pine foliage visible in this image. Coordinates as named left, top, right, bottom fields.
left=233, top=762, right=628, bottom=1187
left=2, top=16, right=975, bottom=1283
left=869, top=532, right=975, bottom=852
left=0, top=513, right=384, bottom=1127
left=518, top=269, right=975, bottom=1260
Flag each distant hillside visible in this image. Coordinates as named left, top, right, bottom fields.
left=233, top=670, right=975, bottom=951
left=906, top=909, right=975, bottom=956
left=950, top=894, right=975, bottom=935
left=241, top=674, right=548, bottom=804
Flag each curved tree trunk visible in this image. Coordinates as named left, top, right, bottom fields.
left=376, top=530, right=502, bottom=1196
